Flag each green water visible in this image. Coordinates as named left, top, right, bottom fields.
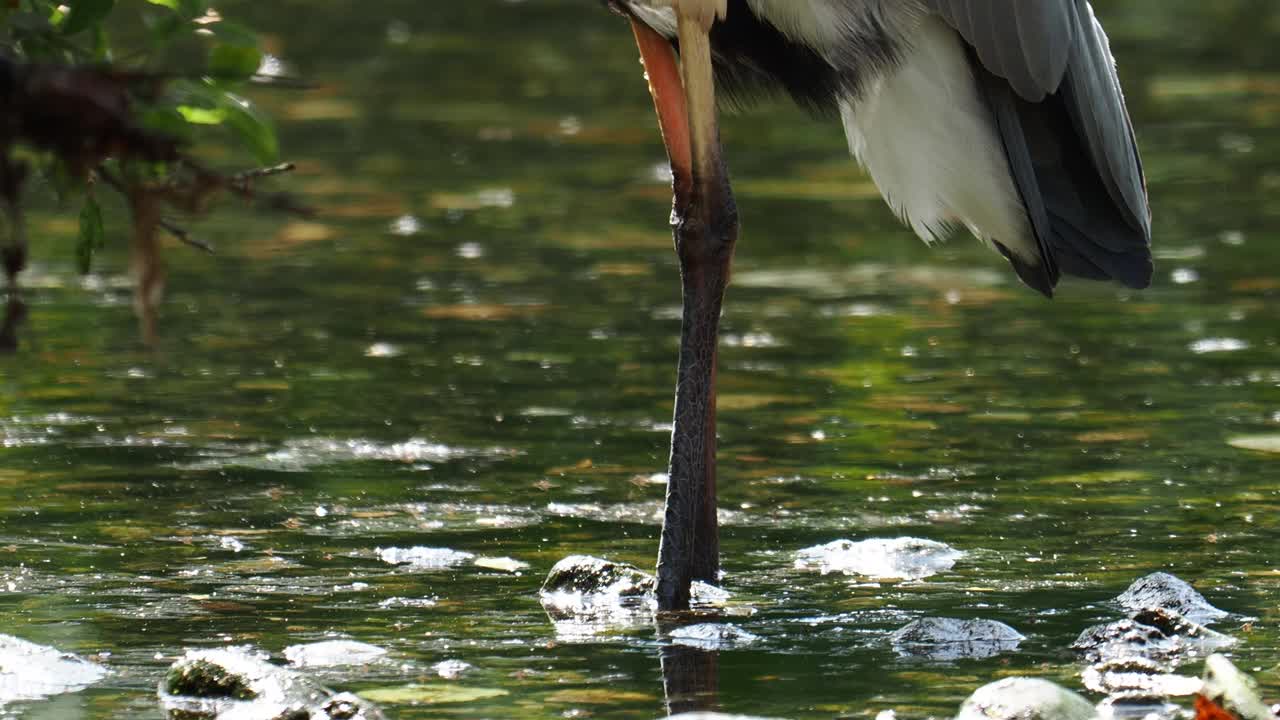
left=2, top=1, right=1279, bottom=717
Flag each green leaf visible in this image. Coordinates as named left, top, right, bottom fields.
left=62, top=0, right=114, bottom=35
left=76, top=196, right=105, bottom=275
left=217, top=93, right=279, bottom=164
left=176, top=105, right=224, bottom=125
left=90, top=24, right=111, bottom=61
left=168, top=80, right=279, bottom=163
left=208, top=43, right=262, bottom=82
left=138, top=106, right=195, bottom=142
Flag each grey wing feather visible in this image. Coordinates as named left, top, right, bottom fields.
left=929, top=0, right=1074, bottom=100
left=929, top=0, right=1152, bottom=291
left=1063, top=3, right=1149, bottom=234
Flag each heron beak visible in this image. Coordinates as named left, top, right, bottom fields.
left=630, top=18, right=694, bottom=198
left=629, top=12, right=726, bottom=213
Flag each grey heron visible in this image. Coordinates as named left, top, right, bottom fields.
left=608, top=0, right=1152, bottom=611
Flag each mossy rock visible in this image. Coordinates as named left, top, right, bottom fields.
left=164, top=658, right=257, bottom=700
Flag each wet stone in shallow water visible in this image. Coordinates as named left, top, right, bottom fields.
left=668, top=623, right=760, bottom=651
left=540, top=555, right=655, bottom=599
left=1115, top=572, right=1229, bottom=626
left=431, top=659, right=472, bottom=679
left=889, top=617, right=1024, bottom=661
left=539, top=555, right=660, bottom=640
left=955, top=678, right=1096, bottom=720
left=1072, top=608, right=1235, bottom=665
left=283, top=640, right=389, bottom=669
left=0, top=633, right=108, bottom=703
left=160, top=647, right=384, bottom=719
left=793, top=537, right=963, bottom=580
left=539, top=556, right=730, bottom=640
left=377, top=546, right=474, bottom=570
left=1081, top=656, right=1201, bottom=698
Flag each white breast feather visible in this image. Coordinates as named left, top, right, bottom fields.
left=839, top=15, right=1038, bottom=263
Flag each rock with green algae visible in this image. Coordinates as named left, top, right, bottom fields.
left=955, top=678, right=1097, bottom=720
left=540, top=555, right=728, bottom=610
left=159, top=647, right=383, bottom=720
left=539, top=555, right=730, bottom=640
left=540, top=555, right=656, bottom=600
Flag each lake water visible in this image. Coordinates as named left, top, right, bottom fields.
left=1, top=1, right=1278, bottom=717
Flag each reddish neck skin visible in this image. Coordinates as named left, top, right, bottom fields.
left=631, top=18, right=739, bottom=612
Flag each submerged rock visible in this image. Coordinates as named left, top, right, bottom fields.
left=1094, top=696, right=1185, bottom=720
left=955, top=678, right=1095, bottom=720
left=890, top=618, right=1024, bottom=661
left=283, top=641, right=388, bottom=669
left=0, top=634, right=107, bottom=703
left=1201, top=654, right=1274, bottom=720
left=376, top=546, right=474, bottom=570
left=159, top=647, right=383, bottom=719
left=431, top=659, right=472, bottom=679
left=1115, top=573, right=1228, bottom=626
left=794, top=538, right=962, bottom=580
left=668, top=623, right=760, bottom=651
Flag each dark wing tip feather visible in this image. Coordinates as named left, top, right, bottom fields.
left=951, top=0, right=1152, bottom=295
left=994, top=241, right=1056, bottom=298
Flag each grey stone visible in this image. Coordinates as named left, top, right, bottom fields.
left=539, top=556, right=734, bottom=641
left=668, top=623, right=760, bottom=651
left=1115, top=573, right=1228, bottom=626
left=159, top=647, right=383, bottom=720
left=956, top=678, right=1096, bottom=720
left=540, top=555, right=655, bottom=599
left=1073, top=609, right=1235, bottom=665
left=1080, top=656, right=1201, bottom=697
left=891, top=617, right=1024, bottom=661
